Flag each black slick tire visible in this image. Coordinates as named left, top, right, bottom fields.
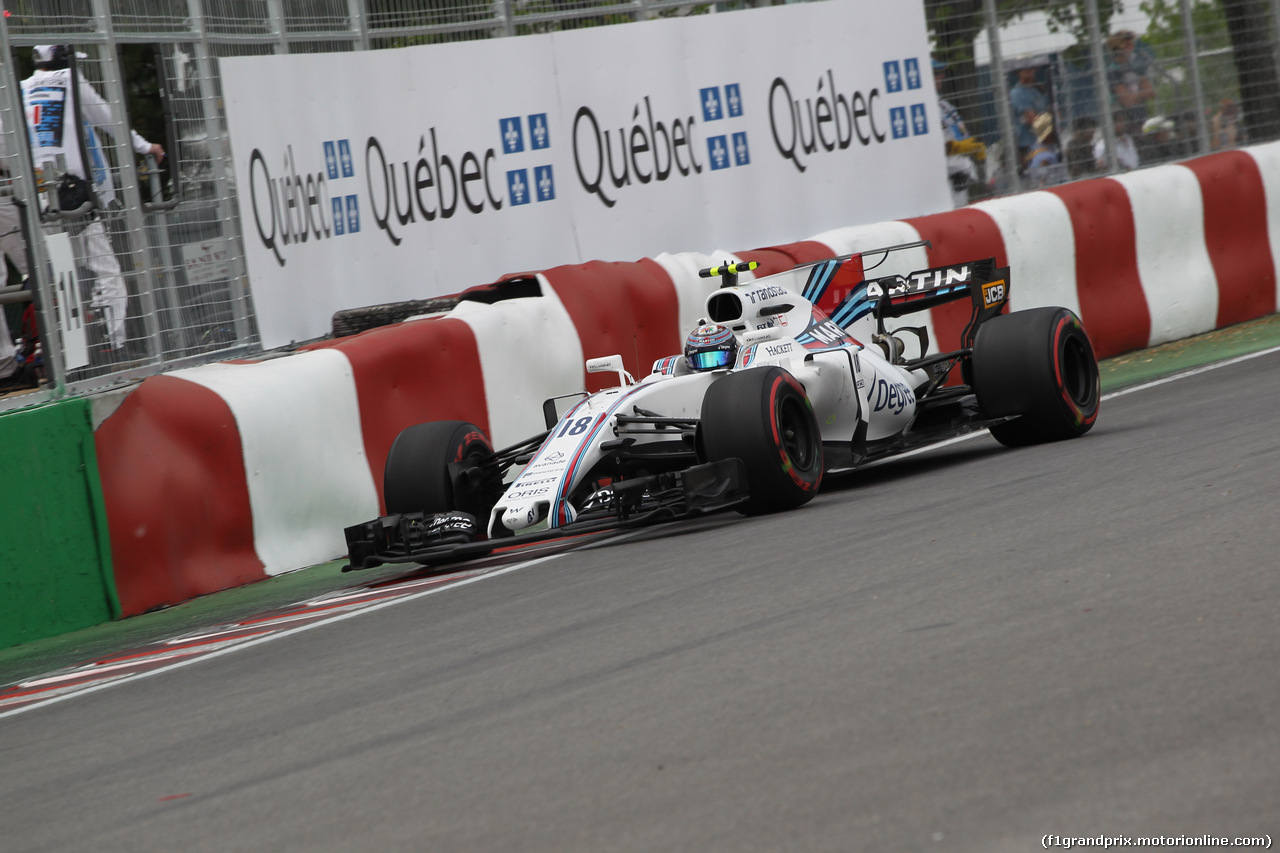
left=383, top=420, right=496, bottom=518
left=971, top=306, right=1100, bottom=447
left=700, top=366, right=824, bottom=514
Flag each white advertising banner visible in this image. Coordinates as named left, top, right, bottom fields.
left=221, top=1, right=948, bottom=349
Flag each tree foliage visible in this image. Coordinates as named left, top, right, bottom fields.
left=926, top=0, right=1129, bottom=68
left=1140, top=0, right=1236, bottom=116
left=1141, top=0, right=1280, bottom=142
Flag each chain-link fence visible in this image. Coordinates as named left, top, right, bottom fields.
left=930, top=0, right=1280, bottom=202
left=0, top=0, right=1276, bottom=409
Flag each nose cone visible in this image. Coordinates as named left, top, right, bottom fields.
left=503, top=503, right=539, bottom=531
left=503, top=505, right=530, bottom=530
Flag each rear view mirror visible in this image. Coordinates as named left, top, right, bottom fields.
left=542, top=392, right=587, bottom=430
left=586, top=354, right=634, bottom=387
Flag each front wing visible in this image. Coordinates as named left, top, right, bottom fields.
left=342, top=458, right=749, bottom=570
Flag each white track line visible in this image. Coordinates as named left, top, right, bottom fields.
left=5, top=347, right=1277, bottom=721
left=844, top=344, right=1280, bottom=467
left=1101, top=344, right=1280, bottom=400
left=0, top=555, right=564, bottom=721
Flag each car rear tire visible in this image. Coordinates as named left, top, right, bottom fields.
left=971, top=307, right=1100, bottom=447
left=700, top=366, right=824, bottom=514
left=383, top=420, right=499, bottom=519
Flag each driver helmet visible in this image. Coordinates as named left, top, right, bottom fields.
left=684, top=323, right=738, bottom=371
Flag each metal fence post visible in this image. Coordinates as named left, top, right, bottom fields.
left=1274, top=0, right=1280, bottom=84
left=1181, top=0, right=1211, bottom=155
left=92, top=0, right=165, bottom=369
left=267, top=0, right=290, bottom=54
left=348, top=0, right=371, bottom=52
left=498, top=0, right=517, bottom=38
left=1085, top=0, right=1118, bottom=172
left=984, top=0, right=1021, bottom=194
left=188, top=0, right=256, bottom=351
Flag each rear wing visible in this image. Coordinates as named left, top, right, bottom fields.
left=787, top=247, right=1008, bottom=352
left=869, top=257, right=1009, bottom=348
left=868, top=258, right=1003, bottom=317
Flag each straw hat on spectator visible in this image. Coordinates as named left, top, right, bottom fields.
left=1106, top=29, right=1136, bottom=51
left=1033, top=112, right=1055, bottom=143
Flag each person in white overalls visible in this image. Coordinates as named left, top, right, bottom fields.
left=21, top=44, right=164, bottom=353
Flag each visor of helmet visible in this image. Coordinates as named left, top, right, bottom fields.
left=687, top=348, right=735, bottom=370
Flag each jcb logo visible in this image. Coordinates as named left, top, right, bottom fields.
left=982, top=280, right=1006, bottom=308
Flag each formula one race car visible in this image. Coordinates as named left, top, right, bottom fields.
left=343, top=241, right=1099, bottom=569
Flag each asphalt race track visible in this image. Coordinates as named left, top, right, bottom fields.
left=4, top=352, right=1279, bottom=852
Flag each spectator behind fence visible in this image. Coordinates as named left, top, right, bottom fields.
left=21, top=44, right=164, bottom=356
left=0, top=202, right=34, bottom=389
left=1106, top=29, right=1156, bottom=127
left=0, top=129, right=31, bottom=287
left=934, top=59, right=986, bottom=208
left=1139, top=115, right=1181, bottom=163
left=1065, top=115, right=1100, bottom=179
left=1009, top=66, right=1048, bottom=170
left=0, top=304, right=39, bottom=392
left=1024, top=112, right=1066, bottom=188
left=0, top=116, right=36, bottom=392
left=1211, top=98, right=1242, bottom=150
left=0, top=313, right=18, bottom=391
left=0, top=199, right=28, bottom=284
left=1095, top=111, right=1140, bottom=172
left=0, top=249, right=37, bottom=390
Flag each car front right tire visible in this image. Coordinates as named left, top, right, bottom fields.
left=700, top=366, right=824, bottom=514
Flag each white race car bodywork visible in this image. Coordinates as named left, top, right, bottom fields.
left=491, top=264, right=929, bottom=535
left=347, top=248, right=1100, bottom=572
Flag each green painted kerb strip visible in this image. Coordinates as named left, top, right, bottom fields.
left=0, top=398, right=119, bottom=648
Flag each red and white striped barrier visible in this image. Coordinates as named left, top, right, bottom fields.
left=95, top=142, right=1280, bottom=616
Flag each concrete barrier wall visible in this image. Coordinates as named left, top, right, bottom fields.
left=88, top=141, right=1280, bottom=618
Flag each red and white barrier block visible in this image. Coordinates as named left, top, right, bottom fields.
left=95, top=142, right=1280, bottom=616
